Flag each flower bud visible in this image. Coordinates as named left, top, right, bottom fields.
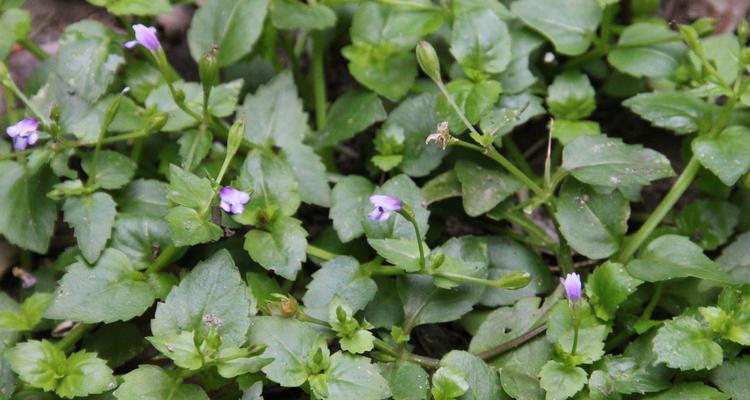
left=416, top=40, right=442, bottom=83
left=226, top=118, right=245, bottom=159
left=199, top=45, right=220, bottom=93
left=692, top=17, right=715, bottom=36
left=679, top=24, right=701, bottom=53
left=147, top=112, right=169, bottom=132
left=102, top=95, right=123, bottom=132
left=561, top=272, right=582, bottom=304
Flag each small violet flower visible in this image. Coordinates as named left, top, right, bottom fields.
left=6, top=118, right=40, bottom=151
left=125, top=24, right=160, bottom=51
left=219, top=186, right=250, bottom=215
left=368, top=195, right=402, bottom=222
left=561, top=272, right=582, bottom=304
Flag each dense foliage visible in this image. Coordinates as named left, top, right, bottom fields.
left=1, top=0, right=750, bottom=398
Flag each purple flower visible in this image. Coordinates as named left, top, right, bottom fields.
left=125, top=24, right=160, bottom=51
left=368, top=195, right=402, bottom=222
left=6, top=118, right=40, bottom=151
left=561, top=272, right=582, bottom=304
left=219, top=186, right=250, bottom=215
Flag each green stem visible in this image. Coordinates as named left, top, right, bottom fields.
left=373, top=338, right=440, bottom=369
left=640, top=282, right=664, bottom=321
left=492, top=210, right=556, bottom=249
left=311, top=32, right=327, bottom=130
left=306, top=244, right=337, bottom=261
left=399, top=208, right=425, bottom=269
left=503, top=136, right=536, bottom=178
left=368, top=265, right=406, bottom=276
left=56, top=324, right=94, bottom=352
left=476, top=324, right=547, bottom=360
left=18, top=37, right=48, bottom=61
left=571, top=323, right=579, bottom=356
left=1, top=77, right=48, bottom=125
left=146, top=245, right=184, bottom=274
left=431, top=271, right=512, bottom=288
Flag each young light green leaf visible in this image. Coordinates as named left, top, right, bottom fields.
left=547, top=70, right=596, bottom=120
left=551, top=119, right=601, bottom=145
left=247, top=316, right=326, bottom=387
left=216, top=346, right=271, bottom=378
left=511, top=0, right=601, bottom=56
left=302, top=256, right=377, bottom=320
left=63, top=193, right=117, bottom=263
left=555, top=179, right=629, bottom=259
left=244, top=216, right=308, bottom=280
left=87, top=0, right=171, bottom=16
left=431, top=366, right=468, bottom=400
left=693, top=126, right=750, bottom=186
left=166, top=206, right=223, bottom=247
left=450, top=8, right=511, bottom=80
left=627, top=235, right=733, bottom=283
left=147, top=331, right=203, bottom=370
left=187, top=0, right=269, bottom=66
left=547, top=300, right=608, bottom=364
left=562, top=135, right=674, bottom=190
left=46, top=248, right=158, bottom=323
left=653, top=315, right=723, bottom=371
left=151, top=250, right=251, bottom=347
left=0, top=292, right=52, bottom=331
left=455, top=160, right=522, bottom=217
left=56, top=350, right=117, bottom=398
left=0, top=9, right=30, bottom=59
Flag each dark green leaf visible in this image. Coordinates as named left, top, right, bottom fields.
left=628, top=235, right=733, bottom=283
left=380, top=361, right=430, bottom=400
left=302, top=256, right=377, bottom=320
left=281, top=142, right=331, bottom=207
left=270, top=0, right=336, bottom=30
left=547, top=300, right=608, bottom=364
left=244, top=216, right=307, bottom=280
left=710, top=356, right=750, bottom=400
left=676, top=199, right=739, bottom=250
left=538, top=360, right=587, bottom=400
left=314, top=352, right=389, bottom=400
left=454, top=160, right=521, bottom=217
left=330, top=176, right=375, bottom=243
left=239, top=149, right=301, bottom=217
left=511, top=0, right=601, bottom=56
left=642, top=382, right=729, bottom=400
left=318, top=90, right=387, bottom=147
left=693, top=126, right=750, bottom=186
left=63, top=193, right=117, bottom=263
left=623, top=92, right=716, bottom=135
left=436, top=79, right=502, bottom=134
left=608, top=22, right=685, bottom=78
left=440, top=351, right=505, bottom=400
left=480, top=237, right=554, bottom=307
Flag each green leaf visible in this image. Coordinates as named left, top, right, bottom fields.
left=330, top=176, right=375, bottom=243
left=710, top=356, right=750, bottom=400
left=216, top=347, right=271, bottom=378
left=31, top=22, right=124, bottom=142
left=81, top=150, right=136, bottom=190
left=551, top=119, right=601, bottom=145
left=585, top=262, right=642, bottom=321
left=113, top=364, right=209, bottom=400
left=547, top=70, right=596, bottom=120
left=166, top=206, right=223, bottom=247
left=511, top=0, right=601, bottom=56
left=628, top=235, right=733, bottom=283
left=87, top=0, right=171, bottom=15
left=281, top=142, right=331, bottom=207
left=0, top=161, right=58, bottom=253
left=623, top=91, right=716, bottom=135
left=607, top=22, right=685, bottom=78
left=270, top=0, right=336, bottom=30
left=440, top=350, right=505, bottom=400
left=151, top=250, right=251, bottom=347
left=676, top=199, right=739, bottom=250
left=454, top=160, right=521, bottom=217
left=302, top=256, right=377, bottom=320
left=167, top=164, right=214, bottom=210
left=239, top=149, right=301, bottom=217
left=547, top=300, right=608, bottom=364
left=82, top=322, right=146, bottom=369
left=692, top=34, right=740, bottom=85
left=146, top=80, right=242, bottom=131
left=469, top=297, right=544, bottom=354
left=187, top=0, right=269, bottom=66
left=498, top=28, right=545, bottom=94
left=431, top=367, right=469, bottom=400
left=343, top=44, right=416, bottom=101
left=312, top=352, right=389, bottom=400
left=693, top=126, right=750, bottom=186
left=0, top=293, right=52, bottom=331
left=147, top=331, right=203, bottom=370
left=111, top=215, right=172, bottom=269
left=243, top=216, right=307, bottom=280
left=46, top=248, right=157, bottom=323
left=480, top=237, right=554, bottom=307
left=642, top=382, right=729, bottom=400
left=318, top=90, right=387, bottom=147
left=555, top=179, right=629, bottom=259
left=562, top=134, right=674, bottom=191
left=247, top=316, right=326, bottom=387
left=596, top=346, right=671, bottom=395
left=5, top=340, right=115, bottom=398
left=0, top=8, right=30, bottom=59
left=387, top=93, right=444, bottom=177
left=178, top=130, right=213, bottom=172
left=653, top=315, right=723, bottom=371
left=717, top=232, right=750, bottom=284
left=539, top=360, right=587, bottom=400
left=436, top=79, right=502, bottom=134
left=239, top=71, right=307, bottom=148
left=450, top=8, right=511, bottom=80
left=368, top=238, right=426, bottom=272
left=380, top=361, right=430, bottom=400
left=491, top=338, right=552, bottom=400
left=422, top=170, right=462, bottom=205
left=117, top=179, right=169, bottom=218
left=63, top=193, right=117, bottom=263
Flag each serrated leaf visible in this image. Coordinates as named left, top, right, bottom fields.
left=113, top=364, right=209, bottom=400
left=628, top=235, right=733, bottom=283
left=450, top=8, right=511, bottom=80
left=46, top=248, right=157, bottom=323
left=281, top=142, right=331, bottom=207
left=239, top=149, right=301, bottom=216
left=511, top=0, right=601, bottom=56
left=585, top=262, right=642, bottom=321
left=0, top=292, right=52, bottom=331
left=539, top=360, right=587, bottom=400
left=547, top=300, right=608, bottom=364
left=562, top=134, right=674, bottom=190
left=151, top=250, right=251, bottom=347
left=386, top=93, right=444, bottom=177
left=166, top=206, right=222, bottom=247
left=111, top=215, right=172, bottom=269
left=547, top=70, right=596, bottom=120
left=653, top=315, right=723, bottom=371
left=693, top=126, right=750, bottom=186
left=313, top=352, right=389, bottom=400
left=187, top=0, right=269, bottom=67
left=380, top=361, right=430, bottom=400
left=368, top=238, right=426, bottom=272
left=244, top=216, right=307, bottom=280
left=440, top=350, right=504, bottom=400
left=147, top=331, right=203, bottom=370
left=318, top=90, right=387, bottom=147
left=302, top=256, right=377, bottom=320
left=63, top=193, right=117, bottom=263
left=436, top=79, right=502, bottom=134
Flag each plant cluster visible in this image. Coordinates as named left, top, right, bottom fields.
left=1, top=0, right=750, bottom=399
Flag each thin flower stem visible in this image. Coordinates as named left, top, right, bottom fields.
left=18, top=37, right=48, bottom=61
left=401, top=210, right=426, bottom=269
left=306, top=244, right=337, bottom=261
left=1, top=77, right=48, bottom=125
left=640, top=282, right=664, bottom=321
left=570, top=324, right=579, bottom=356
left=312, top=32, right=327, bottom=130
left=56, top=323, right=95, bottom=353
left=146, top=245, right=185, bottom=274
left=476, top=324, right=547, bottom=361
left=373, top=338, right=440, bottom=369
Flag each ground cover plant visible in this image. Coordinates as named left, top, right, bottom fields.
left=1, top=0, right=750, bottom=398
